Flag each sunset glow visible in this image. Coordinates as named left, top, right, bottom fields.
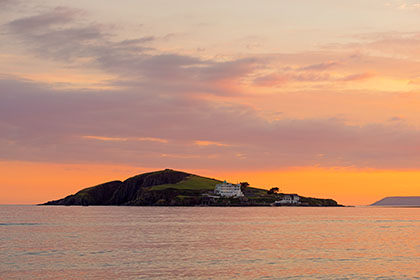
left=1, top=0, right=420, bottom=205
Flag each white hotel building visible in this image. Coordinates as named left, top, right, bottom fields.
left=214, top=181, right=244, bottom=197
left=274, top=194, right=300, bottom=205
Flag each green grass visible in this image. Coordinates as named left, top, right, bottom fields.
left=242, top=186, right=269, bottom=197
left=151, top=175, right=222, bottom=191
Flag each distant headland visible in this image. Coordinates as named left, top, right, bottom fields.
left=371, top=196, right=420, bottom=207
left=42, top=169, right=342, bottom=207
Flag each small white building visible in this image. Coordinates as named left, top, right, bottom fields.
left=274, top=194, right=300, bottom=205
left=214, top=180, right=244, bottom=197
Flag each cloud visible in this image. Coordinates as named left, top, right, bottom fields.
left=8, top=7, right=82, bottom=30
left=388, top=116, right=405, bottom=122
left=253, top=73, right=290, bottom=87
left=1, top=78, right=420, bottom=170
left=0, top=0, right=17, bottom=11
left=385, top=1, right=420, bottom=10
left=4, top=7, right=262, bottom=97
left=5, top=7, right=413, bottom=98
left=293, top=72, right=333, bottom=82
left=253, top=71, right=335, bottom=86
left=82, top=136, right=168, bottom=143
left=298, top=61, right=340, bottom=71
left=3, top=6, right=420, bottom=172
left=341, top=72, right=375, bottom=82
left=409, top=77, right=420, bottom=85
left=253, top=70, right=375, bottom=87
left=194, top=140, right=231, bottom=147
left=7, top=8, right=109, bottom=62
left=330, top=31, right=420, bottom=60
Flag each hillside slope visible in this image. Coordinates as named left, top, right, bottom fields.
left=43, top=169, right=341, bottom=206
left=44, top=169, right=220, bottom=206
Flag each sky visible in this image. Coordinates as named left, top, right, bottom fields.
left=1, top=0, right=420, bottom=205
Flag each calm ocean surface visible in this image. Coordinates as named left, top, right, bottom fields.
left=0, top=206, right=419, bottom=280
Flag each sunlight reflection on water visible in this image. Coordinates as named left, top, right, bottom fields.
left=0, top=206, right=419, bottom=279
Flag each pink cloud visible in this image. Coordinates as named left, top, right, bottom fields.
left=2, top=78, right=420, bottom=170
left=341, top=72, right=375, bottom=82
left=3, top=7, right=420, bottom=172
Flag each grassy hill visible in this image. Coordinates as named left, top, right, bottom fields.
left=43, top=169, right=341, bottom=207
left=150, top=175, right=221, bottom=191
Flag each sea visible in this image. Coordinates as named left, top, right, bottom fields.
left=0, top=206, right=419, bottom=280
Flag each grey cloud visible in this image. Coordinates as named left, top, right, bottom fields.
left=6, top=7, right=145, bottom=63
left=198, top=58, right=259, bottom=81
left=5, top=7, right=261, bottom=96
left=8, top=7, right=82, bottom=31
left=8, top=14, right=109, bottom=62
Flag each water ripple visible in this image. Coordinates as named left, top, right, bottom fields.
left=0, top=222, right=44, bottom=226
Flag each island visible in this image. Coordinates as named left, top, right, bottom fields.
left=42, top=169, right=342, bottom=207
left=371, top=196, right=420, bottom=207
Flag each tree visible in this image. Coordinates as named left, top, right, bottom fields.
left=267, top=187, right=280, bottom=194
left=240, top=182, right=249, bottom=188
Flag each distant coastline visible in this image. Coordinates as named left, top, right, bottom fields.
left=370, top=196, right=420, bottom=207
left=42, top=169, right=343, bottom=207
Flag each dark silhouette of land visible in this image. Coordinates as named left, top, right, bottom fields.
left=43, top=169, right=341, bottom=207
left=371, top=196, right=420, bottom=206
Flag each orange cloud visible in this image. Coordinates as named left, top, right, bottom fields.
left=194, top=140, right=232, bottom=147
left=82, top=135, right=168, bottom=143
